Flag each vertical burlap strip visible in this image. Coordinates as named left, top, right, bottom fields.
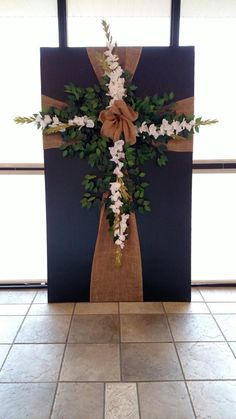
left=90, top=208, right=143, bottom=301
left=87, top=47, right=144, bottom=301
left=86, top=47, right=142, bottom=83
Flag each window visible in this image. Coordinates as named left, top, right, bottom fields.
left=180, top=0, right=236, bottom=160
left=0, top=0, right=58, bottom=163
left=0, top=174, right=47, bottom=283
left=67, top=0, right=171, bottom=46
left=180, top=0, right=236, bottom=283
left=0, top=0, right=58, bottom=284
left=192, top=172, right=236, bottom=283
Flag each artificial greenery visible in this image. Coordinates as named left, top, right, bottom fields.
left=15, top=20, right=217, bottom=263
left=39, top=81, right=195, bottom=220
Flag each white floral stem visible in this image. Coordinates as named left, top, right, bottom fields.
left=138, top=118, right=195, bottom=140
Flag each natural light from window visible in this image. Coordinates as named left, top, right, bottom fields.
left=180, top=0, right=236, bottom=160
left=0, top=0, right=58, bottom=163
left=67, top=0, right=171, bottom=46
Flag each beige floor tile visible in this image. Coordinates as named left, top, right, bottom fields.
left=119, top=302, right=164, bottom=314
left=0, top=383, right=56, bottom=419
left=0, top=345, right=10, bottom=369
left=68, top=315, right=119, bottom=343
left=214, top=314, right=236, bottom=340
left=187, top=381, right=236, bottom=419
left=176, top=342, right=236, bottom=379
left=168, top=314, right=224, bottom=341
left=138, top=382, right=195, bottom=419
left=15, top=315, right=71, bottom=343
left=105, top=383, right=139, bottom=419
left=28, top=303, right=74, bottom=315
left=0, top=344, right=64, bottom=382
left=208, top=302, right=236, bottom=314
left=120, top=314, right=171, bottom=342
left=229, top=342, right=236, bottom=356
left=164, top=302, right=209, bottom=314
left=60, top=344, right=120, bottom=382
left=0, top=290, right=36, bottom=304
left=191, top=288, right=204, bottom=302
left=75, top=303, right=118, bottom=314
left=33, top=290, right=48, bottom=304
left=199, top=287, right=236, bottom=302
left=0, top=316, right=24, bottom=343
left=0, top=304, right=30, bottom=315
left=51, top=383, right=104, bottom=419
left=121, top=343, right=183, bottom=381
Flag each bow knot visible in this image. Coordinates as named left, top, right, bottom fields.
left=99, top=100, right=138, bottom=144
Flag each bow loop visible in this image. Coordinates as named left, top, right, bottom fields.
left=99, top=100, right=138, bottom=145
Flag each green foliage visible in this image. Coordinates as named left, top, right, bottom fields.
left=39, top=76, right=195, bottom=228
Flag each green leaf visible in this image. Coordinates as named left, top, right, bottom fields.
left=157, top=154, right=168, bottom=167
left=86, top=175, right=97, bottom=180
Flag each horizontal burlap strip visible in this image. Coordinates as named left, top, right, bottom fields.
left=42, top=95, right=194, bottom=152
left=166, top=96, right=194, bottom=152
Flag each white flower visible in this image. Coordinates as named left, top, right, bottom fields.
left=171, top=120, right=182, bottom=134
left=149, top=124, right=159, bottom=139
left=73, top=116, right=85, bottom=126
left=115, top=239, right=125, bottom=248
left=85, top=119, right=94, bottom=128
left=103, top=41, right=127, bottom=105
left=110, top=191, right=121, bottom=202
left=108, top=132, right=130, bottom=252
left=139, top=122, right=149, bottom=134
left=137, top=117, right=196, bottom=141
left=52, top=116, right=60, bottom=125
left=35, top=114, right=52, bottom=129
left=67, top=115, right=94, bottom=129
left=44, top=115, right=52, bottom=125
left=113, top=166, right=123, bottom=177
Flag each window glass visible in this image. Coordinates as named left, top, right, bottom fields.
left=180, top=0, right=236, bottom=160
left=192, top=172, right=236, bottom=282
left=0, top=0, right=58, bottom=163
left=67, top=0, right=171, bottom=46
left=0, top=174, right=47, bottom=282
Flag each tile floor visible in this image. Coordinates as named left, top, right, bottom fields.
left=0, top=287, right=236, bottom=418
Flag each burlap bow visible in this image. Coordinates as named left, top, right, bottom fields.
left=99, top=99, right=138, bottom=144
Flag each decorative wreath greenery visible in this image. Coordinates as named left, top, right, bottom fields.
left=15, top=21, right=217, bottom=265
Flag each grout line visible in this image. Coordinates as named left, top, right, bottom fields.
left=0, top=290, right=38, bottom=373
left=162, top=303, right=197, bottom=419
left=49, top=302, right=76, bottom=419
left=136, top=382, right=142, bottom=419
left=209, top=311, right=236, bottom=358
left=118, top=303, right=122, bottom=382
left=1, top=378, right=236, bottom=384
left=103, top=382, right=106, bottom=419
left=0, top=340, right=232, bottom=345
